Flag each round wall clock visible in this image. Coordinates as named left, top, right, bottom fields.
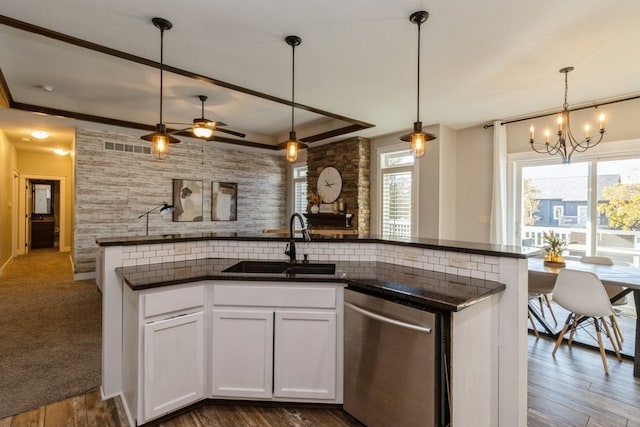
left=317, top=166, right=343, bottom=203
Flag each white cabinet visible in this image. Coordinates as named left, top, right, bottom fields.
left=143, top=312, right=205, bottom=420
left=210, top=282, right=343, bottom=403
left=120, top=280, right=343, bottom=426
left=122, top=283, right=206, bottom=425
left=274, top=311, right=337, bottom=400
left=210, top=309, right=273, bottom=398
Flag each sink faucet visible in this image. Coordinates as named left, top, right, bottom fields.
left=285, top=213, right=311, bottom=262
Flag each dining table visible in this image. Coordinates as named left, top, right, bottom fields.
left=528, top=257, right=640, bottom=377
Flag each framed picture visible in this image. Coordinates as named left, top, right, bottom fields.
left=172, top=179, right=203, bottom=222
left=212, top=182, right=237, bottom=221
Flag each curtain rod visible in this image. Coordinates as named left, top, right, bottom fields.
left=483, top=93, right=640, bottom=129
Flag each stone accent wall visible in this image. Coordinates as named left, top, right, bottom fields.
left=75, top=128, right=286, bottom=274
left=307, top=137, right=370, bottom=235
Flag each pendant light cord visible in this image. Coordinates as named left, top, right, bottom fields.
left=291, top=42, right=296, bottom=133
left=563, top=70, right=569, bottom=111
left=416, top=21, right=422, bottom=123
left=159, top=26, right=165, bottom=125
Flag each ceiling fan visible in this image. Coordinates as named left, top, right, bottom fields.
left=168, top=95, right=246, bottom=139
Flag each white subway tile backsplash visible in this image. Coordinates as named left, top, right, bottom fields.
left=121, top=239, right=511, bottom=286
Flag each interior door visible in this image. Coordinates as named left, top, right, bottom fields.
left=25, top=180, right=32, bottom=253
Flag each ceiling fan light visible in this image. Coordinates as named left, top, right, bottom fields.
left=192, top=124, right=213, bottom=139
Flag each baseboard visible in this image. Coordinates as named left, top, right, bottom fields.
left=0, top=256, right=14, bottom=276
left=74, top=271, right=96, bottom=281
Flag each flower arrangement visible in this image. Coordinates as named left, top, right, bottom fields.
left=542, top=230, right=568, bottom=264
left=307, top=191, right=321, bottom=206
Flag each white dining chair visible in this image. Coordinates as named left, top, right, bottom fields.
left=528, top=270, right=558, bottom=326
left=580, top=256, right=625, bottom=348
left=552, top=268, right=622, bottom=374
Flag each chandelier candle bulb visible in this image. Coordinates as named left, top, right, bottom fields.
left=584, top=123, right=590, bottom=138
left=544, top=129, right=550, bottom=143
left=599, top=113, right=605, bottom=129
left=529, top=125, right=534, bottom=140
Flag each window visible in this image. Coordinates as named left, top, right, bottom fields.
left=380, top=150, right=414, bottom=238
left=292, top=164, right=308, bottom=215
left=517, top=156, right=640, bottom=266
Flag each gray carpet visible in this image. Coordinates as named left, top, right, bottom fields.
left=0, top=248, right=101, bottom=419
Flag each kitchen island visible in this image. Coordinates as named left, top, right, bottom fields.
left=97, top=233, right=537, bottom=426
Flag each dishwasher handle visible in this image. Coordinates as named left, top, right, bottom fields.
left=345, top=302, right=432, bottom=334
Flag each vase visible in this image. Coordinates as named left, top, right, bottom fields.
left=544, top=251, right=566, bottom=266
left=310, top=205, right=319, bottom=214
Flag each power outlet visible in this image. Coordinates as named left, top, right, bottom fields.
left=174, top=244, right=190, bottom=255
left=448, top=255, right=468, bottom=269
left=404, top=250, right=419, bottom=261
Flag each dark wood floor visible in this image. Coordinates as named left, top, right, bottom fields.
left=2, top=334, right=639, bottom=427
left=527, top=333, right=640, bottom=426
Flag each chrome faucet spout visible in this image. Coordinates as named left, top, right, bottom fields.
left=286, top=213, right=309, bottom=262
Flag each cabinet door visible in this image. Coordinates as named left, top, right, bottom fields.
left=211, top=309, right=274, bottom=398
left=274, top=311, right=337, bottom=400
left=143, top=312, right=204, bottom=421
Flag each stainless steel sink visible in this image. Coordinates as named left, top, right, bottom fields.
left=222, top=261, right=336, bottom=275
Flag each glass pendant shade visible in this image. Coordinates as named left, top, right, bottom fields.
left=141, top=123, right=179, bottom=160
left=151, top=135, right=169, bottom=160
left=410, top=129, right=427, bottom=158
left=286, top=132, right=299, bottom=163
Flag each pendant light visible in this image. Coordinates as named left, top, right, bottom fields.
left=280, top=35, right=308, bottom=163
left=140, top=17, right=180, bottom=160
left=400, top=11, right=436, bottom=158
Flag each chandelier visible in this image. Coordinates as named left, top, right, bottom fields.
left=529, top=67, right=606, bottom=164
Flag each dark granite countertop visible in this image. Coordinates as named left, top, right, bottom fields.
left=98, top=232, right=538, bottom=259
left=116, top=258, right=506, bottom=312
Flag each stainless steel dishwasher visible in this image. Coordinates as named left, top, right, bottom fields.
left=344, top=289, right=439, bottom=427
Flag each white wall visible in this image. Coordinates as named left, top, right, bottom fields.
left=370, top=97, right=640, bottom=245
left=370, top=124, right=440, bottom=239
left=455, top=125, right=493, bottom=243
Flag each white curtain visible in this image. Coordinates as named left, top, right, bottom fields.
left=490, top=120, right=507, bottom=245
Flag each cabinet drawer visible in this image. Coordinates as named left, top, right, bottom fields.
left=213, top=285, right=336, bottom=309
left=144, top=285, right=205, bottom=318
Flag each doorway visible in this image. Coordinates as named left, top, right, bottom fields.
left=16, top=175, right=68, bottom=255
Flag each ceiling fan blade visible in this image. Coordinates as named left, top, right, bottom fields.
left=168, top=126, right=192, bottom=134
left=214, top=127, right=246, bottom=138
